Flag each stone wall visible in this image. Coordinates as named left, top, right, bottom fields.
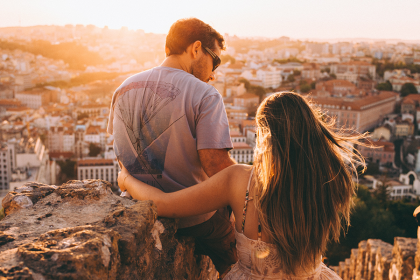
left=0, top=180, right=217, bottom=280
left=335, top=237, right=418, bottom=280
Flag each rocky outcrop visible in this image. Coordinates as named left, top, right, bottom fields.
left=389, top=237, right=417, bottom=280
left=373, top=241, right=393, bottom=280
left=335, top=237, right=417, bottom=280
left=350, top=248, right=358, bottom=280
left=356, top=240, right=367, bottom=280
left=413, top=236, right=420, bottom=280
left=0, top=180, right=217, bottom=280
left=365, top=239, right=393, bottom=280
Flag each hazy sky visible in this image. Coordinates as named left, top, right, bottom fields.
left=0, top=0, right=419, bottom=40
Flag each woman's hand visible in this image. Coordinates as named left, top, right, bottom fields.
left=117, top=161, right=130, bottom=192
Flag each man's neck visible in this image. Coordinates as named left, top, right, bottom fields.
left=160, top=55, right=191, bottom=74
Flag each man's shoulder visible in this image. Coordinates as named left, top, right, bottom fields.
left=116, top=67, right=220, bottom=100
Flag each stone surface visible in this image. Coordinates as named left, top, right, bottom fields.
left=350, top=248, right=359, bottom=280
left=389, top=237, right=417, bottom=280
left=414, top=236, right=420, bottom=280
left=356, top=240, right=368, bottom=280
left=0, top=180, right=217, bottom=280
left=340, top=261, right=346, bottom=279
left=373, top=240, right=393, bottom=280
left=364, top=239, right=392, bottom=280
left=344, top=258, right=351, bottom=280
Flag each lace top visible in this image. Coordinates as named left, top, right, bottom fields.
left=223, top=169, right=341, bottom=280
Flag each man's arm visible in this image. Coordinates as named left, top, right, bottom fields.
left=198, top=148, right=236, bottom=177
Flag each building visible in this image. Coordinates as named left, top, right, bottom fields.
left=77, top=159, right=119, bottom=188
left=256, top=66, right=282, bottom=89
left=48, top=126, right=75, bottom=153
left=370, top=125, right=392, bottom=141
left=225, top=107, right=248, bottom=123
left=75, top=104, right=110, bottom=119
left=230, top=142, right=253, bottom=163
left=357, top=139, right=394, bottom=165
left=394, top=119, right=414, bottom=137
left=315, top=79, right=357, bottom=97
left=230, top=131, right=246, bottom=143
left=302, top=63, right=321, bottom=80
left=330, top=61, right=376, bottom=83
left=11, top=138, right=54, bottom=190
left=0, top=143, right=12, bottom=191
left=312, top=91, right=397, bottom=132
left=401, top=97, right=416, bottom=114
left=389, top=75, right=420, bottom=92
left=233, top=93, right=259, bottom=109
left=15, top=88, right=52, bottom=109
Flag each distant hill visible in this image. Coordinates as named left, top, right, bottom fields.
left=0, top=39, right=105, bottom=70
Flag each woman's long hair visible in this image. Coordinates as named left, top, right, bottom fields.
left=253, top=92, right=366, bottom=275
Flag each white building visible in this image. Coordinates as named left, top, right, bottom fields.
left=230, top=131, right=246, bottom=143
left=0, top=143, right=12, bottom=191
left=256, top=66, right=282, bottom=89
left=77, top=159, right=119, bottom=188
left=11, top=138, right=54, bottom=191
left=15, top=89, right=50, bottom=109
left=246, top=129, right=257, bottom=148
left=230, top=142, right=254, bottom=163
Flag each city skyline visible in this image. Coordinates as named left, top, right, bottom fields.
left=1, top=0, right=419, bottom=41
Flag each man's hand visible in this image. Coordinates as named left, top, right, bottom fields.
left=198, top=149, right=236, bottom=177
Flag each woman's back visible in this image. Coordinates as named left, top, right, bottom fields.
left=224, top=166, right=341, bottom=279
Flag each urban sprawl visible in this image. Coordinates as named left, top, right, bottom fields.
left=0, top=25, right=419, bottom=202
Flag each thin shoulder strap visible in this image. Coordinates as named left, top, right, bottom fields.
left=241, top=168, right=262, bottom=241
left=241, top=168, right=253, bottom=233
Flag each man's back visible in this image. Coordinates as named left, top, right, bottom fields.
left=108, top=66, right=232, bottom=228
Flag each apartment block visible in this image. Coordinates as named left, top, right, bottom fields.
left=77, top=159, right=119, bottom=187
left=230, top=142, right=254, bottom=164
left=312, top=91, right=398, bottom=132
left=330, top=61, right=376, bottom=83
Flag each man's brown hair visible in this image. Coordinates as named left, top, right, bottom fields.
left=165, top=18, right=225, bottom=56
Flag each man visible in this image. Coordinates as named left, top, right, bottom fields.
left=107, top=18, right=237, bottom=276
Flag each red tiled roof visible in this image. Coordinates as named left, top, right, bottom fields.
left=235, top=93, right=259, bottom=99
left=232, top=142, right=253, bottom=149
left=78, top=159, right=114, bottom=166
left=311, top=91, right=398, bottom=111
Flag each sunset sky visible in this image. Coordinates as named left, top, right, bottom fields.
left=0, top=0, right=419, bottom=41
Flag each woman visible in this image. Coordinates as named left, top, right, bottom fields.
left=118, top=92, right=365, bottom=279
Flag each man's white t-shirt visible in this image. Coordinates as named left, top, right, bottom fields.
left=107, top=66, right=232, bottom=228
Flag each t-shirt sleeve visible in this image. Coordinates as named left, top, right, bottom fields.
left=196, top=93, right=233, bottom=150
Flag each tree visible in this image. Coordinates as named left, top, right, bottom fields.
left=300, top=83, right=311, bottom=93
left=330, top=73, right=337, bottom=79
left=325, top=184, right=409, bottom=265
left=293, top=70, right=301, bottom=76
left=221, top=54, right=236, bottom=65
left=77, top=112, right=89, bottom=120
left=376, top=81, right=393, bottom=91
left=374, top=179, right=391, bottom=206
left=273, top=57, right=305, bottom=64
left=287, top=74, right=295, bottom=83
left=89, top=143, right=102, bottom=157
left=249, top=85, right=266, bottom=102
left=57, top=159, right=77, bottom=184
left=238, top=78, right=251, bottom=90
left=401, top=83, right=418, bottom=97
left=310, top=81, right=316, bottom=89
left=365, top=162, right=380, bottom=175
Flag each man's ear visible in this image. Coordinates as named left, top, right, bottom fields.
left=191, top=41, right=202, bottom=59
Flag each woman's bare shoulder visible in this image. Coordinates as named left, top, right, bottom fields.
left=223, top=164, right=253, bottom=193
left=224, top=164, right=253, bottom=177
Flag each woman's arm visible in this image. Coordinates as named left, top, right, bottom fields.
left=118, top=164, right=243, bottom=218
